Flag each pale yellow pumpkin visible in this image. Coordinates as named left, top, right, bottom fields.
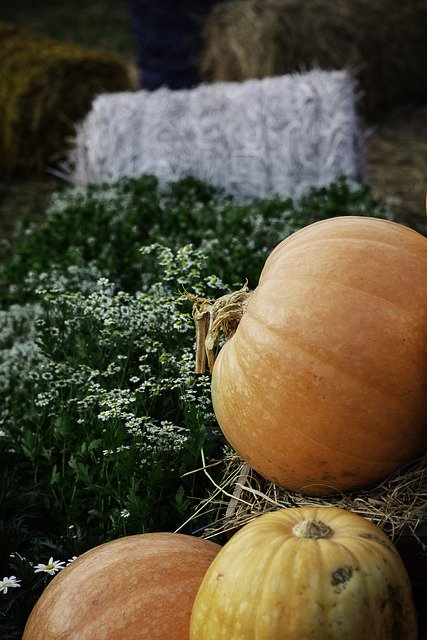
left=190, top=506, right=418, bottom=639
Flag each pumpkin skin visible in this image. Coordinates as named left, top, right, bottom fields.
left=22, top=532, right=220, bottom=640
left=211, top=216, right=427, bottom=495
left=190, top=506, right=418, bottom=640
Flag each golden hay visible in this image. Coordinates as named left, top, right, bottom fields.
left=201, top=0, right=427, bottom=121
left=0, top=22, right=133, bottom=175
left=184, top=452, right=426, bottom=547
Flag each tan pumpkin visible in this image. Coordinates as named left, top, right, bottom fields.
left=22, top=532, right=220, bottom=640
left=211, top=216, right=427, bottom=494
left=190, top=506, right=418, bottom=640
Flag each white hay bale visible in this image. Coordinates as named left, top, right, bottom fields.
left=71, top=69, right=365, bottom=200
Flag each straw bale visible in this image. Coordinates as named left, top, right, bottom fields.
left=71, top=68, right=365, bottom=200
left=0, top=22, right=133, bottom=175
left=201, top=0, right=427, bottom=120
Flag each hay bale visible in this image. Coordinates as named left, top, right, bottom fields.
left=71, top=68, right=365, bottom=200
left=0, top=22, right=133, bottom=175
left=201, top=0, right=427, bottom=120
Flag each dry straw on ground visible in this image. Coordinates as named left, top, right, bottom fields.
left=183, top=452, right=426, bottom=547
left=201, top=0, right=427, bottom=121
left=0, top=22, right=133, bottom=175
left=365, top=103, right=427, bottom=233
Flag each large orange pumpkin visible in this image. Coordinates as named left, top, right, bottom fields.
left=190, top=506, right=418, bottom=639
left=211, top=216, right=427, bottom=494
left=22, top=532, right=220, bottom=640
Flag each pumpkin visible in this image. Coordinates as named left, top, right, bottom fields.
left=22, top=532, right=220, bottom=640
left=190, top=506, right=418, bottom=640
left=210, top=216, right=427, bottom=494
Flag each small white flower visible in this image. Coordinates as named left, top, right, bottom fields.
left=66, top=556, right=78, bottom=566
left=34, top=557, right=65, bottom=576
left=120, top=509, right=130, bottom=519
left=0, top=576, right=21, bottom=594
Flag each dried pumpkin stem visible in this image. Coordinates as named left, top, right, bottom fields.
left=187, top=283, right=252, bottom=374
left=187, top=295, right=213, bottom=375
left=292, top=519, right=334, bottom=539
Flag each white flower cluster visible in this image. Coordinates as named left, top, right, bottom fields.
left=0, top=303, right=45, bottom=389
left=25, top=263, right=104, bottom=297
left=0, top=303, right=46, bottom=428
left=1, top=554, right=80, bottom=596
left=2, top=243, right=223, bottom=464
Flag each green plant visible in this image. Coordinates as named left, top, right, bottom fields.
left=0, top=244, right=225, bottom=637
left=3, top=245, right=225, bottom=535
left=1, top=175, right=392, bottom=303
left=0, top=0, right=136, bottom=58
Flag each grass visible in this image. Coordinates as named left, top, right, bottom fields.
left=0, top=0, right=136, bottom=58
left=0, top=177, right=60, bottom=240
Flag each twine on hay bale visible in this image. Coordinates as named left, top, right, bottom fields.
left=186, top=452, right=427, bottom=548
left=0, top=22, right=133, bottom=175
left=71, top=68, right=365, bottom=201
left=201, top=0, right=427, bottom=121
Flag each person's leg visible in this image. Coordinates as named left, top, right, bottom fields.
left=129, top=0, right=219, bottom=90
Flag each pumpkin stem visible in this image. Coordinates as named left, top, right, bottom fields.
left=292, top=519, right=334, bottom=539
left=187, top=283, right=252, bottom=373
